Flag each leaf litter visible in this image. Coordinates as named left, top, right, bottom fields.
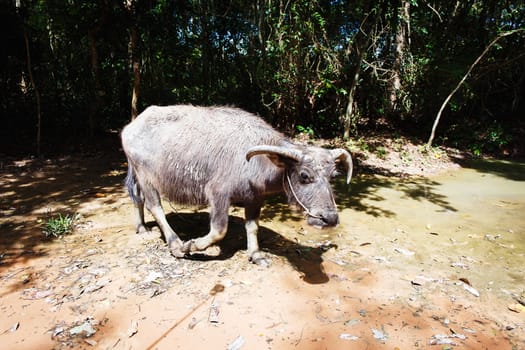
left=18, top=229, right=213, bottom=348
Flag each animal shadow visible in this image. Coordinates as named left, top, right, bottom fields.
left=163, top=212, right=330, bottom=284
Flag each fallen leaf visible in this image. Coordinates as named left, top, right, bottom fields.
left=228, top=335, right=245, bottom=350
left=21, top=288, right=53, bottom=300
left=372, top=328, right=388, bottom=343
left=127, top=320, right=138, bottom=337
left=69, top=321, right=97, bottom=338
left=52, top=326, right=64, bottom=337
left=459, top=277, right=471, bottom=286
left=343, top=319, right=360, bottom=327
left=208, top=304, right=220, bottom=323
left=187, top=317, right=200, bottom=330
left=429, top=333, right=466, bottom=346
left=462, top=283, right=480, bottom=297
left=84, top=339, right=98, bottom=346
left=9, top=322, right=20, bottom=333
left=144, top=271, right=163, bottom=284
left=340, top=333, right=359, bottom=340
left=508, top=303, right=525, bottom=313
left=451, top=262, right=469, bottom=269
left=394, top=247, right=415, bottom=256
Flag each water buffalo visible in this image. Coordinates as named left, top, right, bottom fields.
left=121, top=105, right=352, bottom=265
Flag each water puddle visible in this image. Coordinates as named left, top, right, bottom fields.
left=265, top=158, right=525, bottom=297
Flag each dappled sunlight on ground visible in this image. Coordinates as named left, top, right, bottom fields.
left=0, top=153, right=524, bottom=349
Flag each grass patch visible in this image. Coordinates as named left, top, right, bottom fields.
left=43, top=213, right=80, bottom=238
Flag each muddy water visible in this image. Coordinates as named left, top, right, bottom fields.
left=266, top=159, right=525, bottom=298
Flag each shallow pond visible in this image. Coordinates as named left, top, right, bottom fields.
left=350, top=159, right=524, bottom=292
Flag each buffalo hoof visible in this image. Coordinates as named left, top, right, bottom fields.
left=136, top=224, right=149, bottom=234
left=181, top=240, right=221, bottom=256
left=181, top=239, right=196, bottom=253
left=169, top=241, right=185, bottom=258
left=202, top=245, right=221, bottom=256
left=170, top=247, right=185, bottom=258
left=249, top=251, right=270, bottom=267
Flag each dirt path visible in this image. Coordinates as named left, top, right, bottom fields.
left=1, top=147, right=524, bottom=349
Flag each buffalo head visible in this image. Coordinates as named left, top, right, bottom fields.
left=246, top=144, right=352, bottom=228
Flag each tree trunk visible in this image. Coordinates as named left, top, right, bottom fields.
left=127, top=0, right=140, bottom=120
left=87, top=29, right=102, bottom=136
left=17, top=0, right=42, bottom=156
left=341, top=5, right=381, bottom=140
left=342, top=49, right=363, bottom=140
left=23, top=28, right=42, bottom=157
left=389, top=1, right=410, bottom=113
left=426, top=29, right=524, bottom=149
left=87, top=1, right=108, bottom=137
left=130, top=52, right=140, bottom=120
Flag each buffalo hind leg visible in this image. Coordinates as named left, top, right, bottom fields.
left=245, top=204, right=269, bottom=267
left=129, top=182, right=148, bottom=234
left=142, top=184, right=184, bottom=257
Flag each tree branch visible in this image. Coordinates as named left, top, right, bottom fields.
left=426, top=29, right=525, bottom=150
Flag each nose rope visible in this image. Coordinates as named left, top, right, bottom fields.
left=283, top=171, right=337, bottom=220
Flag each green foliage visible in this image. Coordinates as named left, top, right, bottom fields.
left=448, top=120, right=514, bottom=157
left=345, top=137, right=370, bottom=154
left=296, top=125, right=315, bottom=138
left=469, top=122, right=513, bottom=156
left=1, top=0, right=524, bottom=155
left=375, top=146, right=387, bottom=159
left=42, top=213, right=80, bottom=238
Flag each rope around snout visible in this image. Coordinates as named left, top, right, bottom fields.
left=282, top=171, right=337, bottom=221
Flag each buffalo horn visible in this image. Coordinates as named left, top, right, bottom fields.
left=330, top=148, right=353, bottom=184
left=246, top=145, right=303, bottom=163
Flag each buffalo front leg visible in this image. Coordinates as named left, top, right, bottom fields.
left=182, top=199, right=228, bottom=255
left=142, top=186, right=184, bottom=257
left=245, top=204, right=269, bottom=267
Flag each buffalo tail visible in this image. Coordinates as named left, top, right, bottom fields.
left=125, top=162, right=142, bottom=204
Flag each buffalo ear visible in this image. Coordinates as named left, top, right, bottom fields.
left=263, top=154, right=288, bottom=168
left=330, top=148, right=353, bottom=184
left=246, top=145, right=302, bottom=168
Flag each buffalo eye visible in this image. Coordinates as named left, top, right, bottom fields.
left=300, top=171, right=311, bottom=183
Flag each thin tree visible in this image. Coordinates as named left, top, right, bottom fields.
left=15, top=0, right=42, bottom=156
left=87, top=1, right=108, bottom=136
left=125, top=0, right=140, bottom=120
left=23, top=27, right=42, bottom=156
left=426, top=29, right=525, bottom=149
left=341, top=7, right=380, bottom=139
left=389, top=0, right=410, bottom=113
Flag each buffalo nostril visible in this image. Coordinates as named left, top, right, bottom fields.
left=320, top=212, right=339, bottom=226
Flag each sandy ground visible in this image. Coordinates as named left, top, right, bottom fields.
left=1, top=141, right=524, bottom=349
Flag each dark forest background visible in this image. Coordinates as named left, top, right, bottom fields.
left=1, top=0, right=524, bottom=156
